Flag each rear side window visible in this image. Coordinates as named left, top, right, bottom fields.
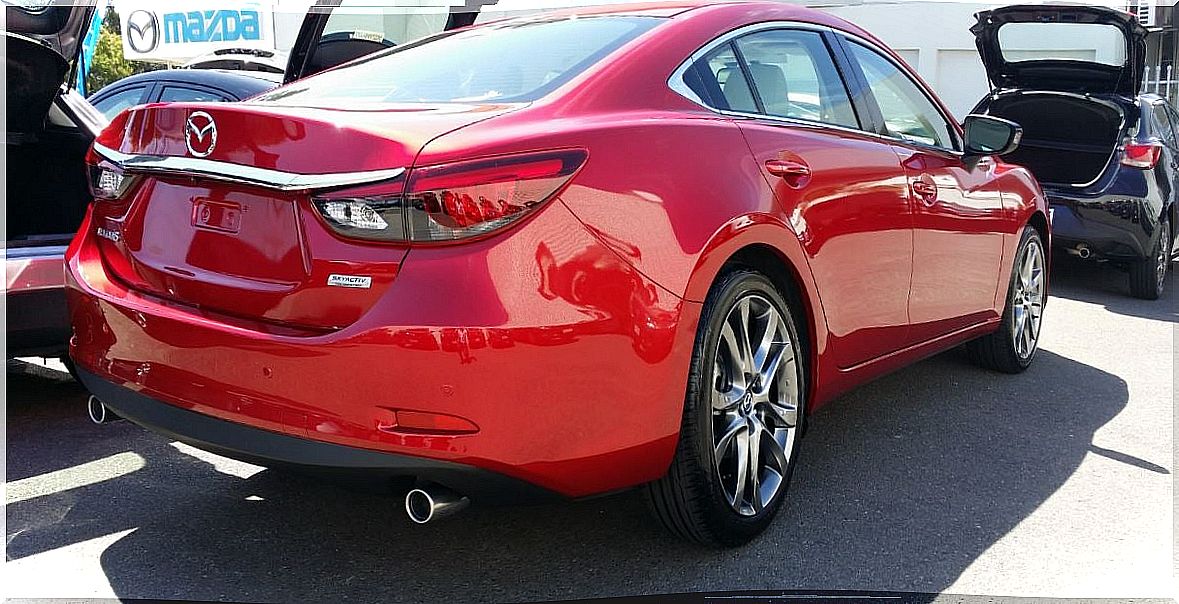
left=258, top=17, right=659, bottom=105
left=688, top=43, right=758, bottom=113
left=732, top=30, right=858, bottom=128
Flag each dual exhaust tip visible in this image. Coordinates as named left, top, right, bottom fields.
left=88, top=394, right=468, bottom=523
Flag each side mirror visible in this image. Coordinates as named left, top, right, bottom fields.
left=963, top=114, right=1022, bottom=156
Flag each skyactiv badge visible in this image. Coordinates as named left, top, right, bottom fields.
left=327, top=274, right=372, bottom=289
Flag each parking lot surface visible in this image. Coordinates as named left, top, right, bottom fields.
left=4, top=259, right=1174, bottom=602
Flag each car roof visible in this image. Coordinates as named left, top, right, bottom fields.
left=90, top=68, right=281, bottom=99
left=500, top=1, right=879, bottom=45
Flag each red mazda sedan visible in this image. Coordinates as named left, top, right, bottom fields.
left=68, top=1, right=1048, bottom=546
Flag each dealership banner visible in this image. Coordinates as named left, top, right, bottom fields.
left=117, top=1, right=276, bottom=62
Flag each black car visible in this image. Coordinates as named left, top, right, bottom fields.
left=88, top=68, right=282, bottom=120
left=972, top=4, right=1178, bottom=300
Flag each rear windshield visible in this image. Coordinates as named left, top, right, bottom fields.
left=257, top=16, right=660, bottom=106
left=998, top=23, right=1127, bottom=66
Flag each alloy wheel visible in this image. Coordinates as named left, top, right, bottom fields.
left=711, top=294, right=800, bottom=517
left=1011, top=238, right=1046, bottom=360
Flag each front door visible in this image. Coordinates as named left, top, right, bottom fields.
left=844, top=40, right=1007, bottom=342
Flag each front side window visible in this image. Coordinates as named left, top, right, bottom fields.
left=733, top=29, right=858, bottom=128
left=259, top=17, right=659, bottom=106
left=849, top=41, right=957, bottom=149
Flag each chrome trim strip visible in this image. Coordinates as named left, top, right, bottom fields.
left=92, top=143, right=406, bottom=192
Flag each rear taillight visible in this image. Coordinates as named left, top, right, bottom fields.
left=1121, top=142, right=1163, bottom=169
left=85, top=147, right=138, bottom=201
left=312, top=149, right=587, bottom=244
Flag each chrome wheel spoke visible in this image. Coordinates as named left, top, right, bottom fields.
left=1020, top=249, right=1034, bottom=287
left=765, top=427, right=790, bottom=472
left=752, top=308, right=779, bottom=374
left=714, top=416, right=745, bottom=462
left=736, top=298, right=754, bottom=368
left=754, top=341, right=791, bottom=397
left=719, top=322, right=746, bottom=379
left=730, top=426, right=750, bottom=507
left=765, top=398, right=798, bottom=428
left=713, top=382, right=745, bottom=412
left=747, top=420, right=762, bottom=513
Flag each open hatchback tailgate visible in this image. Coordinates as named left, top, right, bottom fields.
left=972, top=4, right=1148, bottom=95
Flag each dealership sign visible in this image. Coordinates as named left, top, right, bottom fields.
left=119, top=1, right=274, bottom=62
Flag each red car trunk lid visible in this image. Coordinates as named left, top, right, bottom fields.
left=90, top=101, right=521, bottom=330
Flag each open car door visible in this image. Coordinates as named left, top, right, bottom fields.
left=283, top=0, right=500, bottom=84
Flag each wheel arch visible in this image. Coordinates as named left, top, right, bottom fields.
left=1027, top=209, right=1051, bottom=263
left=681, top=217, right=829, bottom=413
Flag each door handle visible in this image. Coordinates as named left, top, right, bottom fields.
left=911, top=175, right=938, bottom=204
left=765, top=159, right=811, bottom=188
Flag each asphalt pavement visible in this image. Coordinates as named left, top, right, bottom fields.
left=3, top=257, right=1174, bottom=602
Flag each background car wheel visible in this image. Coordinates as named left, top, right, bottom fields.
left=966, top=225, right=1046, bottom=374
left=1129, top=219, right=1170, bottom=300
left=645, top=269, right=806, bottom=547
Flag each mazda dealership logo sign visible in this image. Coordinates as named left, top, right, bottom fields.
left=185, top=111, right=218, bottom=158
left=125, top=10, right=160, bottom=54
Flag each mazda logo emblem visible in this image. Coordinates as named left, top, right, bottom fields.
left=126, top=10, right=160, bottom=54
left=185, top=111, right=218, bottom=158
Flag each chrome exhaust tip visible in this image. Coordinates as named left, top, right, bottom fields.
left=405, top=485, right=469, bottom=524
left=87, top=395, right=121, bottom=425
left=1068, top=244, right=1092, bottom=259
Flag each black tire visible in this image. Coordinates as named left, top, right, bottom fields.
left=644, top=269, right=806, bottom=547
left=966, top=225, right=1047, bottom=374
left=1129, top=219, right=1170, bottom=300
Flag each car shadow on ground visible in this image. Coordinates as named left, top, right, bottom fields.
left=4, top=344, right=1130, bottom=602
left=1049, top=255, right=1177, bottom=323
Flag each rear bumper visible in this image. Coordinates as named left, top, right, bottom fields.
left=6, top=247, right=69, bottom=357
left=1048, top=195, right=1159, bottom=260
left=66, top=202, right=695, bottom=499
left=78, top=367, right=558, bottom=504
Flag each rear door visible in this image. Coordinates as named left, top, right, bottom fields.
left=690, top=27, right=914, bottom=369
left=842, top=37, right=1007, bottom=342
left=284, top=0, right=499, bottom=83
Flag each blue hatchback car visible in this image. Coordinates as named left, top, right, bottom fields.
left=972, top=4, right=1178, bottom=300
